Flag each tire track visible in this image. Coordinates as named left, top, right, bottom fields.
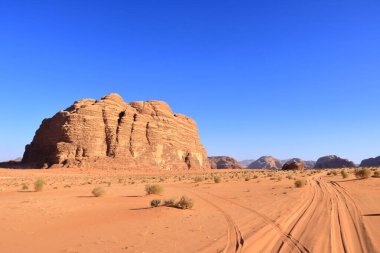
left=197, top=189, right=310, bottom=253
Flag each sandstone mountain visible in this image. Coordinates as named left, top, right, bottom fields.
left=239, top=159, right=255, bottom=168
left=314, top=155, right=355, bottom=169
left=360, top=156, right=380, bottom=167
left=247, top=156, right=282, bottom=169
left=22, top=93, right=210, bottom=170
left=209, top=156, right=242, bottom=169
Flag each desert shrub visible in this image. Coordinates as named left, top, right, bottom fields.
left=327, top=172, right=332, bottom=176
left=331, top=170, right=338, bottom=176
left=92, top=187, right=106, bottom=197
left=245, top=177, right=250, bottom=181
left=341, top=169, right=348, bottom=179
left=150, top=199, right=161, bottom=207
left=294, top=179, right=306, bottom=188
left=286, top=175, right=292, bottom=180
left=193, top=176, right=204, bottom=183
left=373, top=171, right=380, bottom=178
left=34, top=179, right=45, bottom=192
left=253, top=175, right=258, bottom=179
left=176, top=196, right=194, bottom=209
left=355, top=168, right=371, bottom=179
left=145, top=184, right=164, bottom=195
left=214, top=176, right=221, bottom=183
left=22, top=183, right=29, bottom=191
left=163, top=198, right=176, bottom=207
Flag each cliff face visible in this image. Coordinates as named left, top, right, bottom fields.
left=23, top=93, right=210, bottom=170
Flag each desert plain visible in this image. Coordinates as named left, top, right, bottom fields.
left=0, top=167, right=379, bottom=253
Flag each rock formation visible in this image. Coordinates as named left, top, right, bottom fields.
left=314, top=155, right=355, bottom=169
left=209, top=156, right=242, bottom=169
left=239, top=159, right=255, bottom=168
left=282, top=160, right=305, bottom=170
left=282, top=158, right=315, bottom=169
left=360, top=156, right=380, bottom=167
left=247, top=156, right=282, bottom=169
left=22, top=93, right=210, bottom=170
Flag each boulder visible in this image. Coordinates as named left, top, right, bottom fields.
left=22, top=93, right=210, bottom=170
left=282, top=161, right=305, bottom=170
left=209, top=156, right=242, bottom=169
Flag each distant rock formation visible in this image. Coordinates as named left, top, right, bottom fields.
left=282, top=158, right=315, bottom=169
left=22, top=93, right=210, bottom=170
left=239, top=159, right=255, bottom=168
left=247, top=156, right=282, bottom=169
left=360, top=156, right=380, bottom=167
left=282, top=160, right=305, bottom=170
left=314, top=155, right=355, bottom=169
left=209, top=156, right=242, bottom=169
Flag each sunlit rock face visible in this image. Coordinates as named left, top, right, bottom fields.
left=23, top=93, right=210, bottom=170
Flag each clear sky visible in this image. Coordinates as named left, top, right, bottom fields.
left=1, top=1, right=380, bottom=163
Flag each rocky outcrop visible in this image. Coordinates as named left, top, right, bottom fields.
left=360, top=156, right=380, bottom=167
left=247, top=156, right=282, bottom=169
left=282, top=160, right=305, bottom=170
left=314, top=155, right=355, bottom=169
left=282, top=158, right=315, bottom=169
left=209, top=156, right=242, bottom=169
left=22, top=93, right=210, bottom=170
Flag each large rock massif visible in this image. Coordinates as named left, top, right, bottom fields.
left=247, top=156, right=282, bottom=169
left=360, top=156, right=380, bottom=167
left=314, top=155, right=355, bottom=169
left=22, top=94, right=210, bottom=170
left=209, top=156, right=242, bottom=169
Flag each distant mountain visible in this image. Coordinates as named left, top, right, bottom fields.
left=209, top=156, right=242, bottom=169
left=247, top=156, right=282, bottom=169
left=314, top=155, right=355, bottom=169
left=360, top=156, right=380, bottom=167
left=239, top=159, right=256, bottom=168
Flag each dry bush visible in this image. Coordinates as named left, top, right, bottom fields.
left=355, top=168, right=371, bottom=179
left=150, top=199, right=161, bottom=207
left=92, top=187, right=106, bottom=197
left=145, top=184, right=164, bottom=195
left=341, top=169, right=349, bottom=179
left=294, top=179, right=306, bottom=188
left=193, top=176, right=204, bottom=183
left=22, top=183, right=29, bottom=191
left=373, top=171, right=380, bottom=178
left=176, top=196, right=194, bottom=209
left=214, top=176, right=222, bottom=183
left=34, top=179, right=45, bottom=192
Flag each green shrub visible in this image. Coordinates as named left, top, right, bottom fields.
left=92, top=187, right=106, bottom=197
left=355, top=168, right=371, bottom=179
left=150, top=199, right=161, bottom=207
left=214, top=176, right=221, bottom=183
left=373, top=171, right=380, bottom=178
left=294, top=179, right=306, bottom=188
left=34, top=179, right=45, bottom=192
left=341, top=169, right=349, bottom=179
left=145, top=184, right=164, bottom=195
left=176, top=196, right=194, bottom=209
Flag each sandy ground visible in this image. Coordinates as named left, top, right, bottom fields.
left=0, top=168, right=379, bottom=253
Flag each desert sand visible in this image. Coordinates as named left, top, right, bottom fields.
left=0, top=168, right=379, bottom=253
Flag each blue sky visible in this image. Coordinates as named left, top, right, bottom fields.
left=1, top=1, right=379, bottom=163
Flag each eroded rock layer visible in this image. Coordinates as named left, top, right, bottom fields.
left=209, top=156, right=242, bottom=169
left=22, top=93, right=210, bottom=170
